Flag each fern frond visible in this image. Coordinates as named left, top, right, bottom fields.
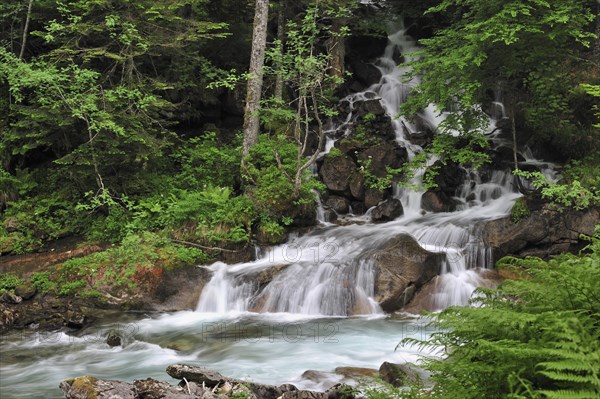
left=539, top=389, right=600, bottom=399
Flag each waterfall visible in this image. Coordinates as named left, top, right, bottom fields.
left=196, top=23, right=554, bottom=316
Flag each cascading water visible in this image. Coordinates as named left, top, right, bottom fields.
left=196, top=23, right=552, bottom=316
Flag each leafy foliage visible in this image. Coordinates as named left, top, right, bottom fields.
left=402, top=0, right=598, bottom=158
left=514, top=162, right=600, bottom=210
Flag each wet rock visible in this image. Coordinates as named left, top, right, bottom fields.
left=421, top=191, right=459, bottom=213
left=336, top=138, right=369, bottom=157
left=222, top=245, right=257, bottom=264
left=326, top=196, right=350, bottom=214
left=134, top=378, right=190, bottom=399
left=432, top=161, right=466, bottom=196
left=255, top=264, right=289, bottom=287
left=320, top=207, right=339, bottom=223
left=369, top=234, right=444, bottom=312
left=107, top=334, right=122, bottom=347
left=358, top=143, right=407, bottom=178
left=349, top=62, right=381, bottom=88
left=350, top=201, right=367, bottom=215
left=407, top=131, right=432, bottom=147
left=334, top=367, right=378, bottom=379
left=281, top=391, right=325, bottom=399
left=166, top=364, right=228, bottom=387
left=151, top=265, right=211, bottom=312
left=490, top=146, right=526, bottom=169
left=325, top=383, right=357, bottom=399
left=482, top=101, right=505, bottom=120
left=66, top=311, right=86, bottom=329
left=288, top=202, right=318, bottom=227
left=482, top=205, right=600, bottom=262
left=349, top=172, right=366, bottom=201
left=246, top=382, right=296, bottom=399
left=14, top=282, right=37, bottom=300
left=358, top=99, right=386, bottom=116
left=371, top=199, right=403, bottom=222
left=348, top=34, right=388, bottom=63
left=0, top=291, right=22, bottom=304
left=60, top=376, right=136, bottom=399
left=364, top=188, right=388, bottom=209
left=0, top=303, right=17, bottom=329
left=302, top=370, right=333, bottom=383
left=320, top=155, right=357, bottom=192
left=378, top=362, right=419, bottom=387
left=405, top=117, right=434, bottom=147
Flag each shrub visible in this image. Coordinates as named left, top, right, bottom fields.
left=511, top=197, right=530, bottom=223
left=54, top=232, right=207, bottom=296
left=0, top=273, right=24, bottom=293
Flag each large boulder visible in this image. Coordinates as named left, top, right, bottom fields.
left=14, top=282, right=36, bottom=300
left=357, top=99, right=386, bottom=116
left=482, top=205, right=600, bottom=262
left=369, top=235, right=444, bottom=312
left=348, top=172, right=366, bottom=201
left=371, top=199, right=403, bottom=222
left=432, top=160, right=466, bottom=196
left=320, top=155, right=357, bottom=192
left=378, top=362, right=419, bottom=388
left=326, top=196, right=350, bottom=214
left=334, top=367, right=378, bottom=379
left=358, top=143, right=407, bottom=178
left=364, top=188, right=388, bottom=209
left=421, top=191, right=460, bottom=213
left=348, top=61, right=381, bottom=89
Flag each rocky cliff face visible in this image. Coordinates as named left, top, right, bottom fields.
left=318, top=99, right=407, bottom=221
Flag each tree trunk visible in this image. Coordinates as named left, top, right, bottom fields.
left=19, top=0, right=33, bottom=60
left=274, top=1, right=286, bottom=101
left=242, top=0, right=270, bottom=159
left=327, top=17, right=346, bottom=81
left=594, top=1, right=600, bottom=66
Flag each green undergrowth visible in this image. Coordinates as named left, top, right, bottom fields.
left=28, top=232, right=207, bottom=298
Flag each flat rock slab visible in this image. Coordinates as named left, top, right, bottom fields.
left=166, top=364, right=228, bottom=387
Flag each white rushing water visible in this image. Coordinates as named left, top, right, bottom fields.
left=0, top=23, right=557, bottom=399
left=195, top=22, right=553, bottom=317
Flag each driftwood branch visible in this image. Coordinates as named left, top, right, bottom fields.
left=169, top=239, right=248, bottom=253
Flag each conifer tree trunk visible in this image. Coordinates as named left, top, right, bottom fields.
left=242, top=0, right=270, bottom=159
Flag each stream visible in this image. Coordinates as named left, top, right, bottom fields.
left=0, top=23, right=555, bottom=398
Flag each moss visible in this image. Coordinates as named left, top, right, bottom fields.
left=326, top=146, right=343, bottom=159
left=68, top=376, right=99, bottom=399
left=511, top=197, right=530, bottom=223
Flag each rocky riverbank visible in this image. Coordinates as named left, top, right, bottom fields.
left=60, top=362, right=417, bottom=399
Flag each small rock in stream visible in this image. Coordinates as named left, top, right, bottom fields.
left=106, top=334, right=122, bottom=347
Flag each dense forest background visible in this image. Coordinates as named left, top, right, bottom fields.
left=1, top=0, right=598, bottom=258
left=0, top=0, right=598, bottom=283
